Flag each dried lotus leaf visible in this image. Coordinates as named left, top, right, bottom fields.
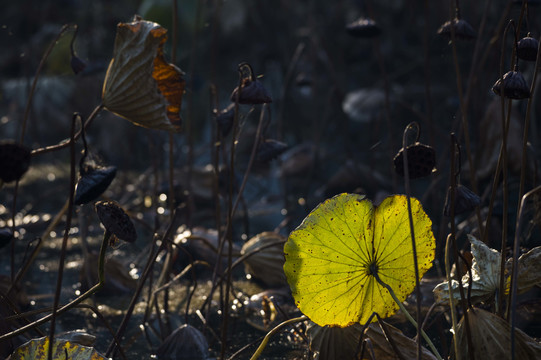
left=433, top=235, right=501, bottom=304
left=364, top=322, right=437, bottom=360
left=455, top=308, right=541, bottom=359
left=506, top=246, right=541, bottom=294
left=308, top=321, right=437, bottom=360
left=241, top=232, right=287, bottom=287
left=75, top=165, right=117, bottom=205
left=307, top=322, right=363, bottom=360
left=155, top=324, right=209, bottom=360
left=102, top=17, right=185, bottom=132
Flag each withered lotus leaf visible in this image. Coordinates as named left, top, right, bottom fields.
left=241, top=232, right=288, bottom=287
left=155, top=324, right=209, bottom=360
left=102, top=17, right=185, bottom=132
left=455, top=308, right=541, bottom=359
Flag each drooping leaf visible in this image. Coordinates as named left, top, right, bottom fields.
left=307, top=319, right=437, bottom=360
left=455, top=308, right=541, bottom=359
left=434, top=235, right=541, bottom=304
left=284, top=193, right=435, bottom=327
left=506, top=246, right=541, bottom=294
left=241, top=232, right=288, bottom=288
left=102, top=17, right=185, bottom=132
left=307, top=322, right=363, bottom=360
left=155, top=324, right=209, bottom=360
left=74, top=165, right=117, bottom=205
left=433, top=235, right=501, bottom=304
left=364, top=322, right=437, bottom=360
left=9, top=337, right=109, bottom=360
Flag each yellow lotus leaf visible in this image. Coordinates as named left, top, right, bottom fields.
left=284, top=193, right=435, bottom=327
left=102, top=17, right=185, bottom=132
left=9, top=337, right=108, bottom=360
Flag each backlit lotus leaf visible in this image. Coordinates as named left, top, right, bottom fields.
left=284, top=193, right=435, bottom=327
left=9, top=336, right=108, bottom=360
left=102, top=17, right=185, bottom=132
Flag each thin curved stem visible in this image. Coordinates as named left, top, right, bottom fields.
left=518, top=35, right=541, bottom=209
left=444, top=234, right=460, bottom=360
left=510, top=186, right=541, bottom=359
left=448, top=133, right=474, bottom=358
left=31, top=104, right=104, bottom=157
left=249, top=316, right=308, bottom=360
left=448, top=0, right=483, bottom=235
left=373, top=274, right=443, bottom=360
left=20, top=24, right=74, bottom=144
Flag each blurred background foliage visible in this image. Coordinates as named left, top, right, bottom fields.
left=0, top=0, right=539, bottom=239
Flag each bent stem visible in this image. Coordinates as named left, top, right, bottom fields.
left=373, top=273, right=442, bottom=360
left=509, top=186, right=541, bottom=359
left=444, top=234, right=460, bottom=360
left=401, top=121, right=422, bottom=360
left=249, top=315, right=307, bottom=360
left=0, top=230, right=111, bottom=342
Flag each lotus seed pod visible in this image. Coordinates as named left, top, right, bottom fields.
left=437, top=18, right=476, bottom=40
left=492, top=70, right=530, bottom=99
left=393, top=142, right=436, bottom=179
left=230, top=78, right=273, bottom=104
left=345, top=17, right=381, bottom=38
left=95, top=201, right=136, bottom=243
left=230, top=63, right=272, bottom=104
left=517, top=36, right=539, bottom=62
left=0, top=141, right=31, bottom=183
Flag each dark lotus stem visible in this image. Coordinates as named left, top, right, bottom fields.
left=372, top=272, right=442, bottom=360
left=447, top=0, right=483, bottom=239
left=448, top=133, right=474, bottom=359
left=488, top=19, right=516, bottom=319
left=201, top=104, right=269, bottom=314
left=20, top=24, right=74, bottom=145
left=518, top=35, right=541, bottom=214
left=509, top=186, right=541, bottom=360
left=400, top=122, right=422, bottom=360
left=107, top=229, right=166, bottom=357
left=444, top=234, right=460, bottom=359
left=31, top=104, right=104, bottom=157
left=215, top=63, right=245, bottom=359
left=199, top=237, right=287, bottom=313
left=48, top=113, right=78, bottom=360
